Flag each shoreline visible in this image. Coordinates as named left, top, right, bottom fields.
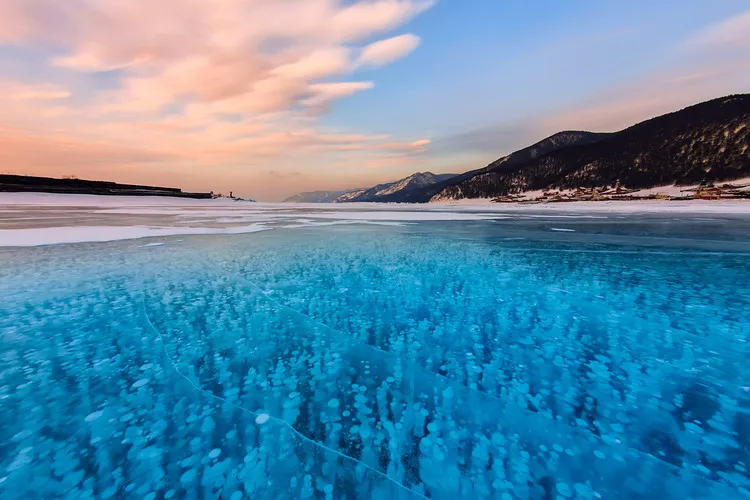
left=1, top=191, right=750, bottom=216
left=2, top=192, right=750, bottom=247
left=427, top=199, right=750, bottom=215
left=3, top=190, right=750, bottom=209
left=0, top=174, right=213, bottom=199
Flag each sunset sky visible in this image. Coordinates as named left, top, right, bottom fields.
left=1, top=1, right=749, bottom=201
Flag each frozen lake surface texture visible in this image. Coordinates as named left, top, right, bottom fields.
left=2, top=194, right=750, bottom=499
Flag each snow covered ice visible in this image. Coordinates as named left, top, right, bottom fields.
left=1, top=197, right=750, bottom=498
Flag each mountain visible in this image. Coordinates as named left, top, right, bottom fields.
left=397, top=131, right=611, bottom=203
left=430, top=94, right=750, bottom=201
left=333, top=172, right=457, bottom=203
left=284, top=189, right=361, bottom=203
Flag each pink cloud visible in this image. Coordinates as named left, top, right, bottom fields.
left=302, top=81, right=375, bottom=108
left=54, top=52, right=154, bottom=72
left=357, top=34, right=421, bottom=68
left=0, top=0, right=436, bottom=199
left=0, top=125, right=176, bottom=176
left=0, top=0, right=433, bottom=112
left=688, top=10, right=750, bottom=48
left=538, top=59, right=750, bottom=134
left=9, top=88, right=70, bottom=101
left=329, top=1, right=435, bottom=42
left=272, top=47, right=351, bottom=80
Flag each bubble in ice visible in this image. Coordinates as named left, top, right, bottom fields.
left=84, top=410, right=104, bottom=422
left=131, top=378, right=150, bottom=389
left=180, top=469, right=197, bottom=484
left=2, top=216, right=747, bottom=499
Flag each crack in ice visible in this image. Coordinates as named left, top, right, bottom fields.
left=223, top=272, right=733, bottom=481
left=139, top=299, right=430, bottom=500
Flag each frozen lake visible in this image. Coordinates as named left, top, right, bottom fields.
left=1, top=194, right=750, bottom=498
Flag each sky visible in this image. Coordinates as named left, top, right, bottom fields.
left=1, top=1, right=749, bottom=201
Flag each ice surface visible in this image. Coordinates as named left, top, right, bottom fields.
left=0, top=194, right=509, bottom=247
left=3, top=192, right=750, bottom=247
left=0, top=224, right=271, bottom=246
left=1, top=204, right=750, bottom=499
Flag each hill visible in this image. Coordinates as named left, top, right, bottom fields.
left=399, top=131, right=611, bottom=202
left=284, top=189, right=362, bottom=203
left=430, top=94, right=750, bottom=201
left=333, top=172, right=457, bottom=203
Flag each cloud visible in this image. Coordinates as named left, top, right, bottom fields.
left=54, top=53, right=154, bottom=72
left=0, top=80, right=71, bottom=101
left=328, top=0, right=435, bottom=42
left=0, top=0, right=435, bottom=200
left=302, top=81, right=375, bottom=109
left=429, top=53, right=750, bottom=165
left=357, top=34, right=421, bottom=67
left=688, top=10, right=750, bottom=48
left=272, top=47, right=352, bottom=80
left=0, top=125, right=175, bottom=171
left=539, top=58, right=750, bottom=134
left=9, top=87, right=70, bottom=101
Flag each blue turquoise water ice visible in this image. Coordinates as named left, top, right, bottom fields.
left=1, top=217, right=750, bottom=499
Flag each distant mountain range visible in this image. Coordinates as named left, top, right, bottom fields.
left=285, top=172, right=457, bottom=203
left=285, top=93, right=749, bottom=203
left=332, top=172, right=457, bottom=203
left=394, top=131, right=612, bottom=203
left=284, top=189, right=361, bottom=203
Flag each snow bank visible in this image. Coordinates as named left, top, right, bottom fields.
left=0, top=224, right=270, bottom=247
left=431, top=177, right=750, bottom=209
left=429, top=199, right=750, bottom=214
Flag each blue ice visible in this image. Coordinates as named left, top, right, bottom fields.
left=1, top=220, right=749, bottom=499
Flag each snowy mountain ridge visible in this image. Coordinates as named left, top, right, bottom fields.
left=285, top=94, right=749, bottom=204
left=331, top=172, right=457, bottom=203
left=283, top=189, right=363, bottom=203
